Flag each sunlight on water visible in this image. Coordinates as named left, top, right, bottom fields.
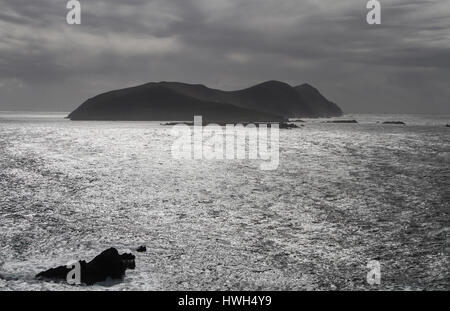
left=0, top=113, right=449, bottom=290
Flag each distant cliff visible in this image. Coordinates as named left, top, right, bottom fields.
left=294, top=83, right=342, bottom=117
left=68, top=80, right=343, bottom=121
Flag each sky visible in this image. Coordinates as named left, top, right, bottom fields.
left=0, top=0, right=449, bottom=113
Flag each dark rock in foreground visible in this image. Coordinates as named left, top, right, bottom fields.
left=446, top=124, right=450, bottom=127
left=36, top=248, right=135, bottom=285
left=324, top=120, right=358, bottom=124
left=68, top=80, right=343, bottom=122
left=383, top=121, right=406, bottom=125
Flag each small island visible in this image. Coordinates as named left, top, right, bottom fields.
left=324, top=120, right=358, bottom=124
left=383, top=121, right=406, bottom=125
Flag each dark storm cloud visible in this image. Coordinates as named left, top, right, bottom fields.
left=0, top=0, right=449, bottom=113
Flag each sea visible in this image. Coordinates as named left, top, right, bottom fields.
left=0, top=111, right=449, bottom=290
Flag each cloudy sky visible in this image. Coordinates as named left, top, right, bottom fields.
left=0, top=0, right=449, bottom=113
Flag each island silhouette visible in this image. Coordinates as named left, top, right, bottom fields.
left=68, top=80, right=343, bottom=123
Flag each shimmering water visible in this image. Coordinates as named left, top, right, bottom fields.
left=0, top=112, right=449, bottom=290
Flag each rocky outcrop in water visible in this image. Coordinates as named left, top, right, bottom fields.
left=383, top=121, right=406, bottom=125
left=162, top=121, right=300, bottom=129
left=35, top=248, right=135, bottom=285
left=324, top=120, right=358, bottom=124
left=279, top=122, right=300, bottom=129
left=136, top=245, right=147, bottom=253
